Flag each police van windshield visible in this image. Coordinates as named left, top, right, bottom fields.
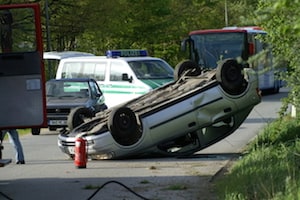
left=190, top=32, right=246, bottom=69
left=128, top=60, right=173, bottom=79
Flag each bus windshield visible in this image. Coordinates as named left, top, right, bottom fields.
left=190, top=32, right=246, bottom=69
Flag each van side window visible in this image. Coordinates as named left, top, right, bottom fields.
left=94, top=63, right=106, bottom=81
left=61, top=61, right=106, bottom=81
left=62, top=62, right=81, bottom=78
left=82, top=62, right=106, bottom=81
left=110, top=61, right=129, bottom=82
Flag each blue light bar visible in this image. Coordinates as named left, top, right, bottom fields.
left=106, top=49, right=148, bottom=58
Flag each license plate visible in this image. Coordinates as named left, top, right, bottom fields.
left=48, top=120, right=67, bottom=125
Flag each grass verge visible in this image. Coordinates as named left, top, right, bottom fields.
left=216, top=116, right=300, bottom=199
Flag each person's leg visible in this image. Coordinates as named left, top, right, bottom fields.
left=8, top=129, right=25, bottom=164
left=0, top=131, right=5, bottom=159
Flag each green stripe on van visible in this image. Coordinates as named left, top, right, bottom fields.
left=101, top=84, right=149, bottom=94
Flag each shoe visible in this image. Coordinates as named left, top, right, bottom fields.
left=16, top=161, right=25, bottom=164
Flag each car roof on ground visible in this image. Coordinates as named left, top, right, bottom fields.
left=43, top=51, right=95, bottom=60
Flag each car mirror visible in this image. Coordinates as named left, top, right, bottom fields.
left=122, top=73, right=133, bottom=83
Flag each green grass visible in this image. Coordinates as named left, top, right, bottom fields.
left=140, top=180, right=150, bottom=184
left=163, top=184, right=187, bottom=191
left=18, top=129, right=31, bottom=135
left=216, top=116, right=300, bottom=200
left=83, top=184, right=100, bottom=190
left=2, top=129, right=30, bottom=140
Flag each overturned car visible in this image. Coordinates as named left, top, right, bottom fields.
left=58, top=59, right=261, bottom=159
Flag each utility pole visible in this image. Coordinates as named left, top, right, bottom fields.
left=224, top=0, right=228, bottom=26
left=45, top=0, right=53, bottom=79
left=45, top=0, right=51, bottom=52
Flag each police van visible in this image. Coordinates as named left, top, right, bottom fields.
left=55, top=50, right=174, bottom=107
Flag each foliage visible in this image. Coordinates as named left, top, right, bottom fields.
left=217, top=117, right=300, bottom=200
left=248, top=117, right=300, bottom=149
left=0, top=0, right=260, bottom=67
left=254, top=0, right=300, bottom=116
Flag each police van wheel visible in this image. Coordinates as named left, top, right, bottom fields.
left=31, top=128, right=40, bottom=135
left=174, top=60, right=201, bottom=81
left=67, top=107, right=94, bottom=131
left=108, top=107, right=142, bottom=146
left=216, top=59, right=247, bottom=95
left=49, top=127, right=57, bottom=131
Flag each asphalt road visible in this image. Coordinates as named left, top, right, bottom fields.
left=0, top=88, right=288, bottom=200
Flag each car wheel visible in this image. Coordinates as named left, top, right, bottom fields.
left=216, top=59, right=247, bottom=95
left=67, top=107, right=94, bottom=131
left=108, top=106, right=142, bottom=146
left=174, top=60, right=201, bottom=81
left=31, top=128, right=40, bottom=135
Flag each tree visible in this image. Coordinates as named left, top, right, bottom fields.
left=255, top=0, right=300, bottom=116
left=0, top=0, right=261, bottom=67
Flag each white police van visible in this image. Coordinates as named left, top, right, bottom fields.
left=56, top=50, right=174, bottom=107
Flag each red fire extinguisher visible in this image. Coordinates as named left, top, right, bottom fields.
left=74, top=136, right=87, bottom=168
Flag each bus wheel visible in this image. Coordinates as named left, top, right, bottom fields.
left=272, top=81, right=280, bottom=94
left=108, top=107, right=142, bottom=146
left=174, top=60, right=201, bottom=81
left=67, top=107, right=94, bottom=130
left=216, top=59, right=247, bottom=95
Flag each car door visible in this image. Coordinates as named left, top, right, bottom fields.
left=0, top=4, right=46, bottom=129
left=105, top=60, right=139, bottom=107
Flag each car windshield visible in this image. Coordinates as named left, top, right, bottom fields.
left=46, top=81, right=90, bottom=98
left=128, top=60, right=173, bottom=79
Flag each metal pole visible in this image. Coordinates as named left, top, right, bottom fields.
left=45, top=0, right=53, bottom=79
left=224, top=0, right=228, bottom=26
left=45, top=0, right=51, bottom=51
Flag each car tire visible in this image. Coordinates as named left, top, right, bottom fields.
left=31, top=128, right=40, bottom=135
left=216, top=59, right=247, bottom=95
left=174, top=60, right=201, bottom=81
left=108, top=106, right=142, bottom=146
left=67, top=107, right=94, bottom=131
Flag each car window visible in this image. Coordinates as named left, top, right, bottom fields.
left=89, top=80, right=102, bottom=98
left=61, top=61, right=106, bottom=81
left=109, top=61, right=130, bottom=82
left=0, top=8, right=36, bottom=53
left=128, top=60, right=173, bottom=79
left=61, top=62, right=81, bottom=78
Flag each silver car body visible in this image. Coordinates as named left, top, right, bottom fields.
left=58, top=59, right=261, bottom=159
